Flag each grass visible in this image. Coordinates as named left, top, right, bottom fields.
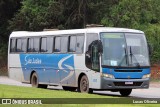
left=0, top=84, right=160, bottom=107
left=0, top=84, right=113, bottom=98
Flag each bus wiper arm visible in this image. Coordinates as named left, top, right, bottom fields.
left=118, top=46, right=127, bottom=67
left=130, top=46, right=140, bottom=67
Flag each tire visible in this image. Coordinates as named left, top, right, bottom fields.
left=62, top=86, right=77, bottom=91
left=31, top=72, right=39, bottom=88
left=78, top=75, right=93, bottom=93
left=31, top=72, right=47, bottom=89
left=119, top=89, right=132, bottom=96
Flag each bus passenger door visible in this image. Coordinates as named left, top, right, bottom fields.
left=90, top=42, right=101, bottom=89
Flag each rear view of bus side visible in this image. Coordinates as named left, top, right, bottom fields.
left=8, top=27, right=151, bottom=96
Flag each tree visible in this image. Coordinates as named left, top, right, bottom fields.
left=8, top=0, right=109, bottom=30
left=0, top=0, right=21, bottom=43
left=7, top=0, right=160, bottom=64
left=0, top=0, right=21, bottom=62
left=0, top=0, right=21, bottom=71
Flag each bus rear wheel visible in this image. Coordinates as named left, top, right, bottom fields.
left=119, top=89, right=132, bottom=96
left=62, top=86, right=77, bottom=91
left=78, top=75, right=93, bottom=93
left=31, top=72, right=47, bottom=89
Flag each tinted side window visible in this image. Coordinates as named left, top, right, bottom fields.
left=47, top=37, right=53, bottom=53
left=21, top=39, right=27, bottom=52
left=16, top=39, right=22, bottom=52
left=76, top=35, right=84, bottom=53
left=41, top=37, right=53, bottom=53
left=27, top=38, right=39, bottom=52
left=61, top=37, right=68, bottom=53
left=86, top=33, right=99, bottom=52
left=10, top=39, right=16, bottom=52
left=69, top=36, right=76, bottom=52
left=27, top=38, right=34, bottom=52
left=54, top=37, right=61, bottom=52
left=41, top=37, right=47, bottom=52
left=33, top=38, right=40, bottom=52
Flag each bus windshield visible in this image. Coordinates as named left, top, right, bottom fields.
left=100, top=33, right=150, bottom=67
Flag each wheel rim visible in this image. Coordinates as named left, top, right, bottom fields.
left=81, top=78, right=88, bottom=92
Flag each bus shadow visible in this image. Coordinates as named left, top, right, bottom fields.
left=93, top=91, right=132, bottom=97
left=47, top=88, right=62, bottom=91
left=47, top=87, right=128, bottom=97
left=93, top=91, right=121, bottom=97
left=47, top=85, right=63, bottom=90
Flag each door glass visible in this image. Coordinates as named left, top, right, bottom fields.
left=91, top=43, right=100, bottom=72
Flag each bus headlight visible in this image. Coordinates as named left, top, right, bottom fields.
left=102, top=73, right=115, bottom=79
left=142, top=74, right=151, bottom=79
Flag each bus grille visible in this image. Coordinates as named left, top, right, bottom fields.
left=114, top=82, right=143, bottom=86
left=114, top=70, right=142, bottom=72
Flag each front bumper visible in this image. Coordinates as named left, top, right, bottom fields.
left=101, top=77, right=149, bottom=89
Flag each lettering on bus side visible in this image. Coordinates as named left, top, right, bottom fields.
left=25, top=56, right=42, bottom=65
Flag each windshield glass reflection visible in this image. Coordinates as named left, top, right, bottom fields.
left=100, top=33, right=150, bottom=67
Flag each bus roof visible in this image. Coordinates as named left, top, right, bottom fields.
left=10, top=27, right=144, bottom=38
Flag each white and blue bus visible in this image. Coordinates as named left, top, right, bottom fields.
left=8, top=27, right=151, bottom=96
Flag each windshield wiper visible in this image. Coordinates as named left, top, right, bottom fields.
left=118, top=46, right=128, bottom=67
left=129, top=46, right=140, bottom=67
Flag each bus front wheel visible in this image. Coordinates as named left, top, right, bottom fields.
left=119, top=89, right=132, bottom=96
left=78, top=75, right=93, bottom=93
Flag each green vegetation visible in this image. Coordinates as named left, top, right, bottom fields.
left=0, top=84, right=160, bottom=107
left=0, top=84, right=113, bottom=98
left=0, top=0, right=160, bottom=74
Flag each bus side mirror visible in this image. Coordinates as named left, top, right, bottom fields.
left=97, top=40, right=103, bottom=54
left=148, top=43, right=153, bottom=56
left=88, top=40, right=103, bottom=54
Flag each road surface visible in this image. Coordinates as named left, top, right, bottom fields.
left=0, top=76, right=160, bottom=98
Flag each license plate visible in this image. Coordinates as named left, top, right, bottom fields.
left=125, top=81, right=133, bottom=85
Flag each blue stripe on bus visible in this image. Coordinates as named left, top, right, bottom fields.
left=19, top=54, right=75, bottom=83
left=102, top=68, right=150, bottom=79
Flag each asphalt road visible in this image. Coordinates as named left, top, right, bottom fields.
left=0, top=76, right=160, bottom=98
